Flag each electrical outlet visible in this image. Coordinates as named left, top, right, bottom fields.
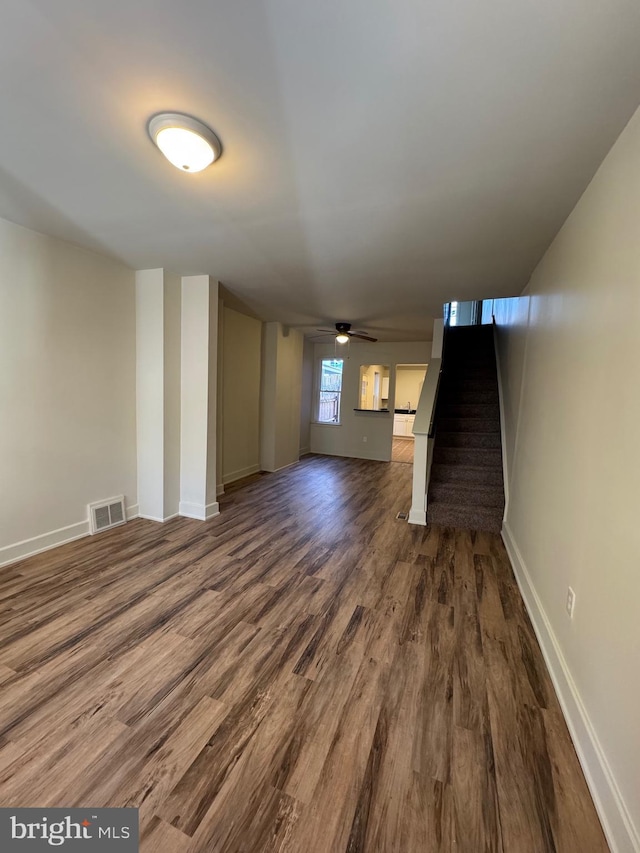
left=362, top=436, right=367, bottom=442
left=566, top=586, right=576, bottom=619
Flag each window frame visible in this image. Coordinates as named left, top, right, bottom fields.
left=314, top=356, right=344, bottom=426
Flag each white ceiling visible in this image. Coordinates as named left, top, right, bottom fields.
left=1, top=0, right=640, bottom=341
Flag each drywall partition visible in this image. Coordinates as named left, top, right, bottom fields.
left=309, top=341, right=430, bottom=461
left=220, top=306, right=262, bottom=485
left=495, top=106, right=640, bottom=852
left=260, top=322, right=304, bottom=472
left=135, top=269, right=181, bottom=521
left=179, top=275, right=219, bottom=520
left=0, top=217, right=137, bottom=566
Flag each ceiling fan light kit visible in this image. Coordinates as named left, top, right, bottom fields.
left=315, top=322, right=378, bottom=344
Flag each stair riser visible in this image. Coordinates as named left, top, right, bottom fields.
left=430, top=465, right=504, bottom=487
left=438, top=418, right=500, bottom=434
left=446, top=364, right=496, bottom=375
left=426, top=503, right=503, bottom=534
left=429, top=483, right=505, bottom=508
left=441, top=390, right=499, bottom=404
left=433, top=447, right=502, bottom=467
left=439, top=404, right=498, bottom=419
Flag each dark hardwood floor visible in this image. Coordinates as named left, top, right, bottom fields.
left=0, top=455, right=607, bottom=852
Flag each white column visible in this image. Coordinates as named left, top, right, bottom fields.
left=431, top=318, right=444, bottom=358
left=179, top=275, right=219, bottom=519
left=135, top=268, right=181, bottom=521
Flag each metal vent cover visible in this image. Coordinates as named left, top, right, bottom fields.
left=89, top=495, right=127, bottom=534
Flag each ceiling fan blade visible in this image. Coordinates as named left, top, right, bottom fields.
left=349, top=332, right=378, bottom=342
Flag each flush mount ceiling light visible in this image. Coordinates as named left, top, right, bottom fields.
left=147, top=113, right=222, bottom=173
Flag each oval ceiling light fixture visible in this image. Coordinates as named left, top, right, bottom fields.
left=148, top=113, right=222, bottom=173
left=335, top=333, right=350, bottom=344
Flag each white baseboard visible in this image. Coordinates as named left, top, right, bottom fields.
left=408, top=509, right=426, bottom=526
left=502, top=521, right=639, bottom=853
left=178, top=500, right=220, bottom=521
left=216, top=483, right=225, bottom=497
left=222, top=463, right=260, bottom=485
left=299, top=446, right=311, bottom=457
left=126, top=503, right=139, bottom=520
left=138, top=512, right=178, bottom=523
left=261, top=459, right=300, bottom=474
left=0, top=501, right=140, bottom=569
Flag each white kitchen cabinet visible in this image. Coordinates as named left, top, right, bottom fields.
left=393, top=415, right=405, bottom=436
left=393, top=414, right=415, bottom=437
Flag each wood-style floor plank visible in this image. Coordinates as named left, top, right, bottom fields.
left=0, top=454, right=607, bottom=852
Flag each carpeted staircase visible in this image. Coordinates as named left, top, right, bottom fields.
left=427, top=325, right=505, bottom=533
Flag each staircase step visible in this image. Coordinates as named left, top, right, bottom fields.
left=433, top=446, right=502, bottom=468
left=438, top=417, right=500, bottom=434
left=446, top=363, right=496, bottom=375
left=441, top=388, right=499, bottom=404
left=446, top=376, right=498, bottom=390
left=439, top=403, right=498, bottom=419
left=429, top=481, right=505, bottom=509
left=436, top=431, right=502, bottom=450
left=430, top=463, right=504, bottom=487
left=429, top=323, right=505, bottom=534
left=426, top=501, right=503, bottom=534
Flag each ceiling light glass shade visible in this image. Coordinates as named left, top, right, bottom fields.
left=148, top=113, right=222, bottom=173
left=336, top=333, right=350, bottom=344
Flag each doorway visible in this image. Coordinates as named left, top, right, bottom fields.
left=391, top=363, right=427, bottom=464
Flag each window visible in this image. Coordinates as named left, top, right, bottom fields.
left=317, top=358, right=344, bottom=423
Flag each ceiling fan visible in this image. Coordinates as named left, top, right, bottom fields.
left=315, top=322, right=378, bottom=343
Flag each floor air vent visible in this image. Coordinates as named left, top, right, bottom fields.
left=396, top=511, right=409, bottom=521
left=89, top=495, right=127, bottom=534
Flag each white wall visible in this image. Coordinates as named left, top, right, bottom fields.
left=310, top=342, right=430, bottom=461
left=495, top=106, right=640, bottom=853
left=0, top=217, right=137, bottom=565
left=136, top=270, right=165, bottom=521
left=221, top=306, right=262, bottom=484
left=179, top=275, right=219, bottom=520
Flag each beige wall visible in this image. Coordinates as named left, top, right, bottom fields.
left=261, top=323, right=304, bottom=472
left=299, top=337, right=314, bottom=455
left=0, top=217, right=137, bottom=564
left=394, top=366, right=427, bottom=411
left=495, top=106, right=640, bottom=852
left=221, top=306, right=262, bottom=484
left=310, top=342, right=430, bottom=461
